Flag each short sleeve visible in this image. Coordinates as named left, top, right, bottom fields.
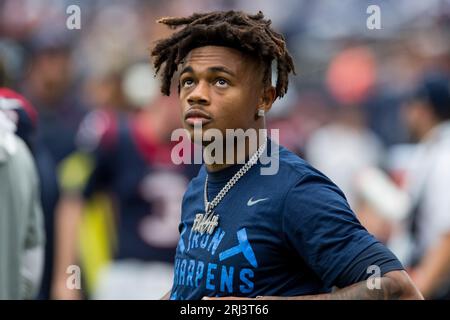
left=282, top=171, right=403, bottom=288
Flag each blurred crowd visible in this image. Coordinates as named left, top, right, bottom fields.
left=1, top=0, right=450, bottom=300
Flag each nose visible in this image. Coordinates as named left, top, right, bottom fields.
left=187, top=81, right=210, bottom=106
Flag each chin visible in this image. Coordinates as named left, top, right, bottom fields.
left=184, top=122, right=218, bottom=144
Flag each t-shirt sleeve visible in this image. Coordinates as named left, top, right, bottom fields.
left=282, top=171, right=404, bottom=289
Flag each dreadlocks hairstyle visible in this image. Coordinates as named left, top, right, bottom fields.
left=151, top=10, right=296, bottom=99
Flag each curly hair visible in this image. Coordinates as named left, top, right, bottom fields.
left=151, top=10, right=296, bottom=99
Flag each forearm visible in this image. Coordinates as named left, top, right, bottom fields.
left=259, top=282, right=397, bottom=300
left=286, top=279, right=402, bottom=300
left=51, top=195, right=84, bottom=298
left=412, top=233, right=450, bottom=298
left=259, top=271, right=423, bottom=300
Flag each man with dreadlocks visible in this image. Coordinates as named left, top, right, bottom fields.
left=151, top=10, right=422, bottom=300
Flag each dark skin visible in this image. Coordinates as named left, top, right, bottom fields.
left=178, top=45, right=275, bottom=172
left=164, top=45, right=424, bottom=300
left=203, top=270, right=423, bottom=300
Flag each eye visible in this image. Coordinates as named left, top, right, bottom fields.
left=181, top=78, right=195, bottom=88
left=215, top=78, right=229, bottom=88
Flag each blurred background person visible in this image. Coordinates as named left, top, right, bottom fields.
left=52, top=62, right=199, bottom=299
left=305, top=46, right=384, bottom=210
left=2, top=38, right=66, bottom=300
left=0, top=106, right=45, bottom=299
left=1, top=0, right=450, bottom=300
left=0, top=60, right=59, bottom=300
left=22, top=38, right=88, bottom=165
left=402, top=71, right=450, bottom=299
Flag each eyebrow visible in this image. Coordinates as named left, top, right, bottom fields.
left=209, top=66, right=236, bottom=77
left=179, top=65, right=236, bottom=77
left=180, top=66, right=194, bottom=77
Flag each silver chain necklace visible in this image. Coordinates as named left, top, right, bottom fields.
left=192, top=139, right=267, bottom=235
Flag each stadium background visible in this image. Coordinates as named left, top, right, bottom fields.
left=1, top=0, right=450, bottom=299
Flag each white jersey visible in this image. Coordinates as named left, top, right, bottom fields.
left=406, top=120, right=450, bottom=257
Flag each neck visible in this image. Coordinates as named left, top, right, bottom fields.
left=205, top=127, right=266, bottom=173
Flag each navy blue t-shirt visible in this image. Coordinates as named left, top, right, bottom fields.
left=170, top=139, right=403, bottom=300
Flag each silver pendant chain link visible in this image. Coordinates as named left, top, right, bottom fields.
left=203, top=139, right=267, bottom=216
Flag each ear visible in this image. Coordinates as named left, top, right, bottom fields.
left=257, top=86, right=276, bottom=114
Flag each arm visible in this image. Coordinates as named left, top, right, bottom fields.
left=263, top=270, right=422, bottom=300
left=409, top=154, right=450, bottom=299
left=410, top=232, right=450, bottom=299
left=205, top=270, right=423, bottom=300
left=206, top=174, right=423, bottom=300
left=51, top=194, right=84, bottom=300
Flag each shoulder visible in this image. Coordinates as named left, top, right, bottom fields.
left=273, top=142, right=339, bottom=191
left=273, top=143, right=351, bottom=214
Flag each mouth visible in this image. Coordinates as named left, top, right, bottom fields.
left=184, top=109, right=212, bottom=127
